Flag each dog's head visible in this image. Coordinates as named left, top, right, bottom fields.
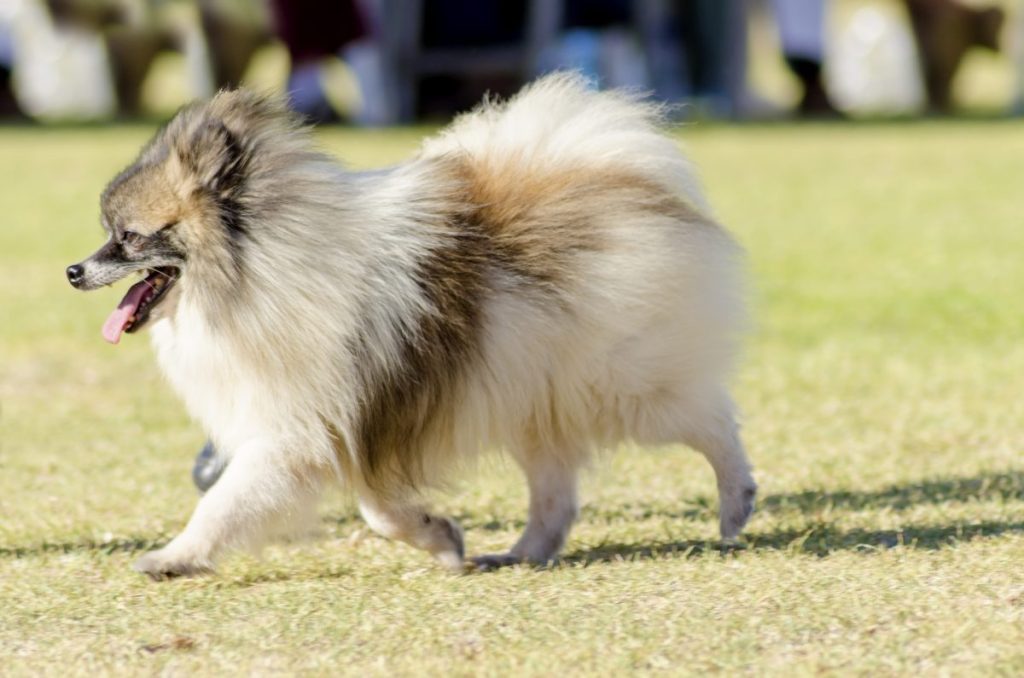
left=67, top=90, right=289, bottom=343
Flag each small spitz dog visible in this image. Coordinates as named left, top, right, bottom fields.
left=67, top=74, right=756, bottom=579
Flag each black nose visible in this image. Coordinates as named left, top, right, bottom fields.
left=66, top=264, right=85, bottom=288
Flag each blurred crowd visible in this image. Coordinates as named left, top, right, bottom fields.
left=0, top=0, right=1021, bottom=123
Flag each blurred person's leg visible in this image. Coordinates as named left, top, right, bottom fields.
left=342, top=40, right=394, bottom=126
left=727, top=0, right=787, bottom=119
left=721, top=0, right=756, bottom=117
left=269, top=0, right=366, bottom=123
left=681, top=0, right=748, bottom=117
left=1015, top=8, right=1024, bottom=115
left=0, top=17, right=22, bottom=117
left=45, top=0, right=177, bottom=116
left=341, top=0, right=396, bottom=127
left=544, top=0, right=623, bottom=82
left=43, top=0, right=122, bottom=26
left=104, top=24, right=175, bottom=115
left=640, top=0, right=765, bottom=119
left=905, top=0, right=1004, bottom=114
left=415, top=0, right=529, bottom=117
left=771, top=0, right=839, bottom=116
left=198, top=0, right=272, bottom=92
left=636, top=0, right=689, bottom=104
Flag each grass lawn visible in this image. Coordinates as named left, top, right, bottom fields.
left=1, top=119, right=1023, bottom=675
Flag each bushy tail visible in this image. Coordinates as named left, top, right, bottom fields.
left=423, top=72, right=711, bottom=216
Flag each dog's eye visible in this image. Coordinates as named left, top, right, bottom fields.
left=122, top=231, right=145, bottom=247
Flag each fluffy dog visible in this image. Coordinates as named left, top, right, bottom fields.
left=67, top=73, right=756, bottom=578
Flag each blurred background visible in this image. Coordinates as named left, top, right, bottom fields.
left=0, top=0, right=1020, bottom=124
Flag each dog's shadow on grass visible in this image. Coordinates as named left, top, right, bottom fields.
left=3, top=471, right=1022, bottom=563
left=0, top=535, right=164, bottom=559
left=759, top=470, right=1024, bottom=514
left=560, top=470, right=1024, bottom=564
left=561, top=519, right=1024, bottom=565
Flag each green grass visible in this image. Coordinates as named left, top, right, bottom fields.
left=2, top=120, right=1023, bottom=675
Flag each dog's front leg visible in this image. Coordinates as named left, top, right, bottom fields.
left=134, top=437, right=322, bottom=580
left=358, top=490, right=465, bottom=571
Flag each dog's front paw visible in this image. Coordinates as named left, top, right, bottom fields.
left=133, top=547, right=212, bottom=581
left=430, top=516, right=466, bottom=572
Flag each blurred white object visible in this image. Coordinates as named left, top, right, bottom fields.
left=827, top=7, right=925, bottom=116
left=9, top=0, right=116, bottom=120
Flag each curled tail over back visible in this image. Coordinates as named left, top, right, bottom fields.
left=421, top=72, right=712, bottom=216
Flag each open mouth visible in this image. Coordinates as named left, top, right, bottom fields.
left=102, top=267, right=179, bottom=344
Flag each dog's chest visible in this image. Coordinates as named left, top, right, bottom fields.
left=149, top=314, right=263, bottom=442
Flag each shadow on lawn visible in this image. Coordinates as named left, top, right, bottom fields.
left=561, top=519, right=1024, bottom=564
left=0, top=535, right=164, bottom=559
left=760, top=470, right=1024, bottom=514
left=558, top=470, right=1024, bottom=563
left=468, top=470, right=1024, bottom=532
left=3, top=471, right=1022, bottom=562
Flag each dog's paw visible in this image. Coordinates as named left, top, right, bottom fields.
left=719, top=481, right=757, bottom=540
left=468, top=553, right=525, bottom=572
left=430, top=516, right=466, bottom=572
left=133, top=548, right=212, bottom=581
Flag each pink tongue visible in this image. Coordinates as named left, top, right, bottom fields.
left=102, top=279, right=152, bottom=344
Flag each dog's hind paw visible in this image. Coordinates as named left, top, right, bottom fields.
left=719, top=481, right=757, bottom=540
left=134, top=548, right=212, bottom=581
left=468, top=553, right=526, bottom=572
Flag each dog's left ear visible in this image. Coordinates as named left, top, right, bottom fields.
left=179, top=120, right=249, bottom=197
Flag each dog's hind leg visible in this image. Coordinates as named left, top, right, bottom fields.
left=676, top=394, right=757, bottom=540
left=357, top=490, right=465, bottom=571
left=134, top=437, right=325, bottom=580
left=471, top=444, right=581, bottom=571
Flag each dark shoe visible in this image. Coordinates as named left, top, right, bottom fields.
left=786, top=57, right=843, bottom=118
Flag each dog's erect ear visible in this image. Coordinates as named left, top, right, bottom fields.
left=179, top=120, right=249, bottom=196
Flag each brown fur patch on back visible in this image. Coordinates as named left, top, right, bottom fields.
left=351, top=154, right=702, bottom=493
left=454, top=154, right=701, bottom=291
